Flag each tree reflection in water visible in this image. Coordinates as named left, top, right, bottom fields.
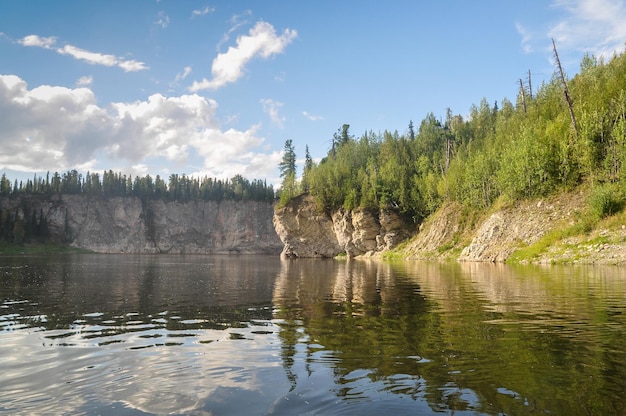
left=1, top=254, right=624, bottom=415
left=272, top=258, right=626, bottom=416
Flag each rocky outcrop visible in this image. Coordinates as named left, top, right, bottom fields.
left=0, top=194, right=283, bottom=254
left=402, top=190, right=597, bottom=263
left=402, top=203, right=466, bottom=258
left=458, top=193, right=584, bottom=262
left=272, top=194, right=411, bottom=258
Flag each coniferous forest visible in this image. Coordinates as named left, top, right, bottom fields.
left=0, top=171, right=275, bottom=244
left=0, top=170, right=275, bottom=203
left=278, top=49, right=626, bottom=225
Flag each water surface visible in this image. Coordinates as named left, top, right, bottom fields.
left=1, top=254, right=625, bottom=415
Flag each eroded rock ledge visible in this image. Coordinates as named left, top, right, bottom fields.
left=272, top=194, right=411, bottom=258
left=275, top=190, right=626, bottom=264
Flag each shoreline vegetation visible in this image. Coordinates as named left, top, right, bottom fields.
left=4, top=47, right=626, bottom=264
left=272, top=47, right=626, bottom=265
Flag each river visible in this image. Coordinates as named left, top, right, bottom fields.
left=1, top=254, right=625, bottom=415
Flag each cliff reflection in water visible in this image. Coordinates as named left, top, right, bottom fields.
left=1, top=254, right=285, bottom=415
left=2, top=254, right=278, bottom=333
left=2, top=254, right=625, bottom=415
left=272, top=259, right=626, bottom=416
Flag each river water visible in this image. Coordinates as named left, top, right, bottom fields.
left=0, top=254, right=625, bottom=415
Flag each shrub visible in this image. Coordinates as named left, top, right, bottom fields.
left=588, top=183, right=623, bottom=220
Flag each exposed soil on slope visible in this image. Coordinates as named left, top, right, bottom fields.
left=401, top=187, right=626, bottom=265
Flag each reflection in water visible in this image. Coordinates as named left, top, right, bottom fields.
left=272, top=259, right=626, bottom=416
left=1, top=254, right=625, bottom=415
left=0, top=254, right=286, bottom=415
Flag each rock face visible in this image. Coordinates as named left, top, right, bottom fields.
left=0, top=194, right=283, bottom=254
left=272, top=194, right=411, bottom=257
left=403, top=203, right=465, bottom=257
left=402, top=190, right=590, bottom=263
left=457, top=192, right=584, bottom=262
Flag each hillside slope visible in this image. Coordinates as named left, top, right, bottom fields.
left=401, top=187, right=626, bottom=265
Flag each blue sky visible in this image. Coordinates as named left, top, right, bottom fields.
left=1, top=0, right=625, bottom=186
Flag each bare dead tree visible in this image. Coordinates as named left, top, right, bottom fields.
left=527, top=69, right=533, bottom=100
left=552, top=38, right=579, bottom=136
left=519, top=78, right=527, bottom=113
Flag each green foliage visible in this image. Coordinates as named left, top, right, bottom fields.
left=588, top=183, right=624, bottom=220
left=0, top=170, right=275, bottom=203
left=286, top=50, right=626, bottom=223
left=278, top=139, right=298, bottom=204
left=507, top=219, right=590, bottom=264
left=0, top=206, right=51, bottom=245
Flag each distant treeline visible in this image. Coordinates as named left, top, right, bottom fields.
left=0, top=170, right=276, bottom=202
left=279, top=49, right=626, bottom=223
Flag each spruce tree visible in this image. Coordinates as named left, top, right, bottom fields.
left=278, top=139, right=297, bottom=204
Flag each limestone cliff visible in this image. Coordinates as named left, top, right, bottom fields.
left=272, top=194, right=411, bottom=258
left=0, top=194, right=283, bottom=254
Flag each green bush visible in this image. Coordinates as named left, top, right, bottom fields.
left=588, top=183, right=623, bottom=220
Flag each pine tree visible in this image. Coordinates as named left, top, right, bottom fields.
left=301, top=145, right=313, bottom=193
left=278, top=139, right=297, bottom=204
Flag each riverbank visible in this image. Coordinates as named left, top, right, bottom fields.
left=397, top=185, right=626, bottom=265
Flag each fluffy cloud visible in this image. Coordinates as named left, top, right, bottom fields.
left=19, top=35, right=148, bottom=72
left=190, top=21, right=297, bottom=91
left=548, top=0, right=626, bottom=58
left=76, top=76, right=93, bottom=87
left=18, top=34, right=56, bottom=48
left=0, top=74, right=279, bottom=180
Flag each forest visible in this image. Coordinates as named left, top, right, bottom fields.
left=0, top=170, right=275, bottom=203
left=0, top=170, right=275, bottom=244
left=279, top=46, right=626, bottom=225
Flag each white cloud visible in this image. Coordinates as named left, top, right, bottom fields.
left=548, top=0, right=626, bottom=58
left=260, top=98, right=285, bottom=128
left=216, top=10, right=253, bottom=52
left=515, top=22, right=533, bottom=53
left=169, top=67, right=193, bottom=90
left=189, top=21, right=297, bottom=91
left=302, top=111, right=324, bottom=121
left=18, top=34, right=56, bottom=48
left=229, top=10, right=253, bottom=26
left=154, top=11, right=170, bottom=29
left=0, top=74, right=279, bottom=180
left=76, top=76, right=93, bottom=87
left=19, top=34, right=148, bottom=72
left=191, top=6, right=215, bottom=18
left=175, top=66, right=193, bottom=82
left=58, top=44, right=118, bottom=66
left=118, top=59, right=149, bottom=72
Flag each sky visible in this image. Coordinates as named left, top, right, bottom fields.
left=1, top=0, right=626, bottom=187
